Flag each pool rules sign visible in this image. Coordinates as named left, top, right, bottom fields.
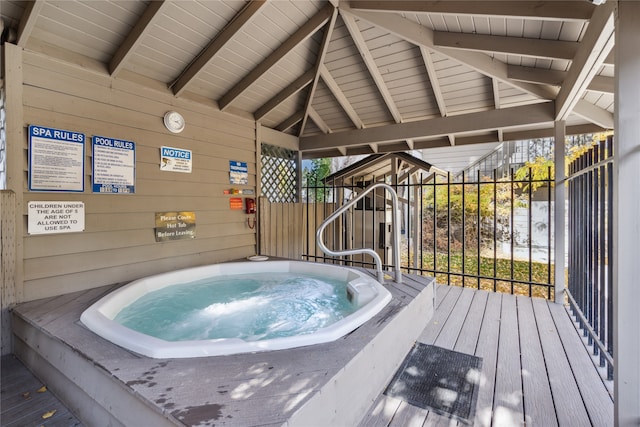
left=28, top=201, right=85, bottom=234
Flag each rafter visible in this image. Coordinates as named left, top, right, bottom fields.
left=573, top=99, right=613, bottom=129
left=340, top=10, right=403, bottom=123
left=171, top=1, right=267, bottom=96
left=17, top=0, right=44, bottom=47
left=419, top=47, right=455, bottom=146
left=588, top=76, right=614, bottom=94
left=300, top=102, right=555, bottom=151
left=507, top=65, right=566, bottom=86
left=434, top=32, right=578, bottom=60
left=219, top=3, right=333, bottom=112
left=254, top=69, right=314, bottom=120
left=555, top=1, right=615, bottom=120
left=308, top=107, right=332, bottom=134
left=109, top=1, right=170, bottom=77
left=349, top=1, right=595, bottom=21
left=508, top=65, right=614, bottom=94
left=298, top=7, right=338, bottom=136
left=342, top=5, right=558, bottom=101
left=319, top=64, right=364, bottom=129
left=276, top=111, right=305, bottom=133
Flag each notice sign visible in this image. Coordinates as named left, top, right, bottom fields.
left=28, top=201, right=85, bottom=234
left=29, top=125, right=85, bottom=192
left=155, top=211, right=196, bottom=242
left=92, top=136, right=135, bottom=194
left=229, top=161, right=248, bottom=184
left=160, top=146, right=192, bottom=173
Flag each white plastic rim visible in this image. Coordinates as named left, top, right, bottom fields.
left=80, top=260, right=392, bottom=358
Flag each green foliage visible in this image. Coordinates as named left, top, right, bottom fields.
left=303, top=158, right=332, bottom=202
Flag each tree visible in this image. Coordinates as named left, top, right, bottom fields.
left=302, top=158, right=331, bottom=202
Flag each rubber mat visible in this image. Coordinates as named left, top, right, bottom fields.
left=384, top=343, right=483, bottom=424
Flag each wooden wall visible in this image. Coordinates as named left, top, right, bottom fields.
left=7, top=46, right=259, bottom=302
left=258, top=198, right=336, bottom=261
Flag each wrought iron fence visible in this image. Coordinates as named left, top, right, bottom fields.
left=567, top=135, right=614, bottom=380
left=302, top=169, right=555, bottom=300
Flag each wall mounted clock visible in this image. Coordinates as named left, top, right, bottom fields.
left=163, top=111, right=185, bottom=133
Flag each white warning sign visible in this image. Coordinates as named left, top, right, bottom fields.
left=28, top=201, right=85, bottom=234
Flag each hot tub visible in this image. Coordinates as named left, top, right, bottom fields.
left=80, top=260, right=392, bottom=358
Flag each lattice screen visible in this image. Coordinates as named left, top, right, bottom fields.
left=261, top=144, right=298, bottom=203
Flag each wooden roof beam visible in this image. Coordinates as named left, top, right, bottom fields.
left=219, top=3, right=334, bottom=111
left=555, top=1, right=615, bottom=121
left=419, top=47, right=455, bottom=146
left=573, top=99, right=613, bottom=129
left=434, top=32, right=578, bottom=60
left=171, top=0, right=267, bottom=96
left=300, top=102, right=555, bottom=151
left=298, top=7, right=338, bottom=136
left=508, top=65, right=566, bottom=86
left=276, top=111, right=305, bottom=133
left=340, top=10, right=403, bottom=123
left=109, top=1, right=170, bottom=77
left=343, top=5, right=558, bottom=101
left=508, top=65, right=613, bottom=94
left=349, top=1, right=595, bottom=21
left=319, top=64, right=365, bottom=129
left=308, top=107, right=332, bottom=134
left=16, top=0, right=44, bottom=47
left=254, top=69, right=314, bottom=120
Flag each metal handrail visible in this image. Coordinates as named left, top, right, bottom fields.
left=316, top=183, right=402, bottom=284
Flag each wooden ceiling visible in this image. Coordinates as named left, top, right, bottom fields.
left=1, top=1, right=614, bottom=159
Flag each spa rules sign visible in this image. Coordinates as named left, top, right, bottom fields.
left=155, top=211, right=196, bottom=242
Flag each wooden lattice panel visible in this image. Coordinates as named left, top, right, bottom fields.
left=261, top=144, right=298, bottom=203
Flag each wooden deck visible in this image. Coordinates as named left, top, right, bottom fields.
left=9, top=268, right=435, bottom=426
left=358, top=285, right=614, bottom=427
left=4, top=280, right=614, bottom=426
left=1, top=354, right=83, bottom=426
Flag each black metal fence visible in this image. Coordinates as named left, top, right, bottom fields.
left=302, top=169, right=555, bottom=299
left=567, top=135, right=614, bottom=380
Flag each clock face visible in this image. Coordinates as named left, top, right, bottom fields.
left=164, top=111, right=185, bottom=133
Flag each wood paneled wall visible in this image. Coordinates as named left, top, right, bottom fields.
left=11, top=49, right=258, bottom=301
left=258, top=198, right=336, bottom=261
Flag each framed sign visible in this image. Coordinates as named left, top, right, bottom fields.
left=28, top=125, right=85, bottom=192
left=92, top=136, right=136, bottom=194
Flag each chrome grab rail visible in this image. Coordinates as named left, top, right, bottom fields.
left=316, top=183, right=402, bottom=284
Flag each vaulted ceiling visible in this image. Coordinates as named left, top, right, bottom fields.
left=1, top=1, right=614, bottom=160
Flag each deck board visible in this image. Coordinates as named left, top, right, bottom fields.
left=360, top=286, right=614, bottom=427
left=531, top=297, right=591, bottom=426
left=517, top=295, right=557, bottom=426
left=548, top=302, right=614, bottom=426
left=0, top=355, right=83, bottom=427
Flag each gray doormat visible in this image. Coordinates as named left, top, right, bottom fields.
left=384, top=343, right=483, bottom=425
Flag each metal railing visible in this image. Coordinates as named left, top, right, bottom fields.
left=304, top=169, right=555, bottom=299
left=316, top=183, right=403, bottom=284
left=567, top=135, right=614, bottom=380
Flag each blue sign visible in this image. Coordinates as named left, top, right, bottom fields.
left=92, top=136, right=136, bottom=194
left=28, top=125, right=85, bottom=192
left=230, top=160, right=248, bottom=184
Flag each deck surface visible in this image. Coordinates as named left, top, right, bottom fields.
left=3, top=282, right=614, bottom=426
left=357, top=285, right=614, bottom=427
left=8, top=268, right=433, bottom=427
left=1, top=354, right=83, bottom=427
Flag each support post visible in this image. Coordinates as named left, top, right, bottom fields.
left=614, top=1, right=640, bottom=425
left=554, top=121, right=566, bottom=304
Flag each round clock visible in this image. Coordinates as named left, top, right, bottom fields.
left=163, top=111, right=185, bottom=133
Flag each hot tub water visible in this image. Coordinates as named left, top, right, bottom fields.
left=114, top=273, right=357, bottom=342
